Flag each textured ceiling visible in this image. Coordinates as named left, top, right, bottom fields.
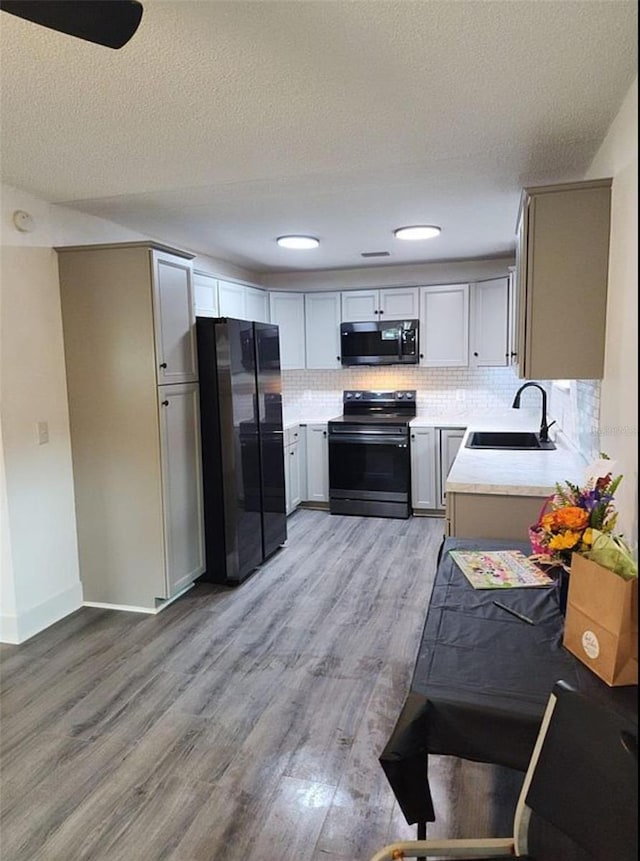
left=0, top=1, right=637, bottom=272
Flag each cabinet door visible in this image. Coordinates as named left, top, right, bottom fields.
left=193, top=271, right=218, bottom=318
left=470, top=278, right=509, bottom=367
left=218, top=279, right=246, bottom=319
left=152, top=251, right=198, bottom=384
left=341, top=290, right=379, bottom=322
left=419, top=284, right=469, bottom=367
left=245, top=286, right=270, bottom=323
left=515, top=201, right=529, bottom=378
left=285, top=442, right=302, bottom=514
left=379, top=287, right=419, bottom=320
left=305, top=292, right=342, bottom=369
left=410, top=427, right=437, bottom=510
left=516, top=181, right=610, bottom=380
left=305, top=424, right=329, bottom=502
left=269, top=292, right=306, bottom=369
left=507, top=267, right=518, bottom=366
left=158, top=383, right=205, bottom=597
left=438, top=428, right=465, bottom=507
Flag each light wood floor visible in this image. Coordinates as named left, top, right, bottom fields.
left=0, top=510, right=521, bottom=860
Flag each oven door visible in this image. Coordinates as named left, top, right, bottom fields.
left=328, top=429, right=410, bottom=502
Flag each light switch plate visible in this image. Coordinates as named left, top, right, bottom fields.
left=37, top=421, right=49, bottom=445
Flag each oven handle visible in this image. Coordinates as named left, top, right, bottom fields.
left=328, top=433, right=408, bottom=445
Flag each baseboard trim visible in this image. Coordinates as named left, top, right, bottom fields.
left=0, top=582, right=83, bottom=645
left=83, top=583, right=194, bottom=615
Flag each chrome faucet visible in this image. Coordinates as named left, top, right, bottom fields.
left=511, top=382, right=555, bottom=442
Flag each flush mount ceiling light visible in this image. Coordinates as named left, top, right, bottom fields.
left=393, top=225, right=441, bottom=241
left=276, top=235, right=320, bottom=250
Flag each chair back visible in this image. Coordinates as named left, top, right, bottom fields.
left=525, top=681, right=638, bottom=861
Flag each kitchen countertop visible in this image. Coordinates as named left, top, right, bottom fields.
left=283, top=414, right=336, bottom=428
left=283, top=406, right=588, bottom=498
left=440, top=408, right=588, bottom=497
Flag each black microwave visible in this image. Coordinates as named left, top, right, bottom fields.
left=340, top=319, right=419, bottom=365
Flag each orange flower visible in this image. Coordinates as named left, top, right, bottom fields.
left=553, top=506, right=589, bottom=531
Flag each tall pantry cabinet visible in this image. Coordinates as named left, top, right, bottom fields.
left=57, top=243, right=205, bottom=610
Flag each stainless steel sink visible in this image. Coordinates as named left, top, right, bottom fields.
left=465, top=431, right=556, bottom=450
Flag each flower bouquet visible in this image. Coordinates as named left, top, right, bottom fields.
left=529, top=457, right=626, bottom=571
left=531, top=455, right=639, bottom=686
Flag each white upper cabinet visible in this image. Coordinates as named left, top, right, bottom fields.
left=341, top=289, right=379, bottom=322
left=379, top=287, right=419, bottom=319
left=193, top=271, right=219, bottom=318
left=218, top=279, right=246, bottom=319
left=419, top=284, right=469, bottom=367
left=152, top=250, right=198, bottom=384
left=245, top=286, right=270, bottom=323
left=341, top=287, right=419, bottom=322
left=269, top=292, right=306, bottom=370
left=470, top=278, right=509, bottom=367
left=305, top=292, right=342, bottom=369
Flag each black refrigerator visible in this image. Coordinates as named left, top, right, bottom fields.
left=196, top=317, right=287, bottom=584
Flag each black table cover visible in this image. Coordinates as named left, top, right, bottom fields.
left=380, top=537, right=638, bottom=825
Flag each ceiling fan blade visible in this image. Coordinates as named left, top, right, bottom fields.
left=0, top=1, right=143, bottom=49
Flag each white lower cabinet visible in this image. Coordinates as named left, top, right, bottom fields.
left=158, top=383, right=206, bottom=595
left=304, top=423, right=329, bottom=503
left=438, top=428, right=465, bottom=507
left=411, top=425, right=466, bottom=512
left=410, top=427, right=438, bottom=510
left=284, top=425, right=302, bottom=515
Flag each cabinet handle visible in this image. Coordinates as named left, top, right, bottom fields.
left=473, top=352, right=479, bottom=357
left=336, top=356, right=341, bottom=361
left=379, top=309, right=384, bottom=314
left=411, top=434, right=415, bottom=440
left=511, top=351, right=518, bottom=358
left=374, top=310, right=379, bottom=315
left=161, top=400, right=169, bottom=407
left=159, top=362, right=167, bottom=369
left=323, top=431, right=327, bottom=437
left=290, top=450, right=294, bottom=456
left=419, top=353, right=424, bottom=359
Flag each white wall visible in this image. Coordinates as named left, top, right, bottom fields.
left=1, top=190, right=82, bottom=642
left=262, top=256, right=514, bottom=292
left=0, top=183, right=258, bottom=643
left=585, top=78, right=638, bottom=550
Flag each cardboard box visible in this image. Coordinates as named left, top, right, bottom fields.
left=563, top=553, right=638, bottom=687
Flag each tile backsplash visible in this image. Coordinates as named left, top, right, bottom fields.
left=549, top=379, right=601, bottom=461
left=282, top=366, right=601, bottom=460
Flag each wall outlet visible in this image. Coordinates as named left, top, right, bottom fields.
left=36, top=421, right=49, bottom=445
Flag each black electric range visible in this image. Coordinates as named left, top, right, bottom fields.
left=328, top=390, right=416, bottom=519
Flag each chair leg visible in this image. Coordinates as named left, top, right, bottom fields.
left=417, top=822, right=427, bottom=861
